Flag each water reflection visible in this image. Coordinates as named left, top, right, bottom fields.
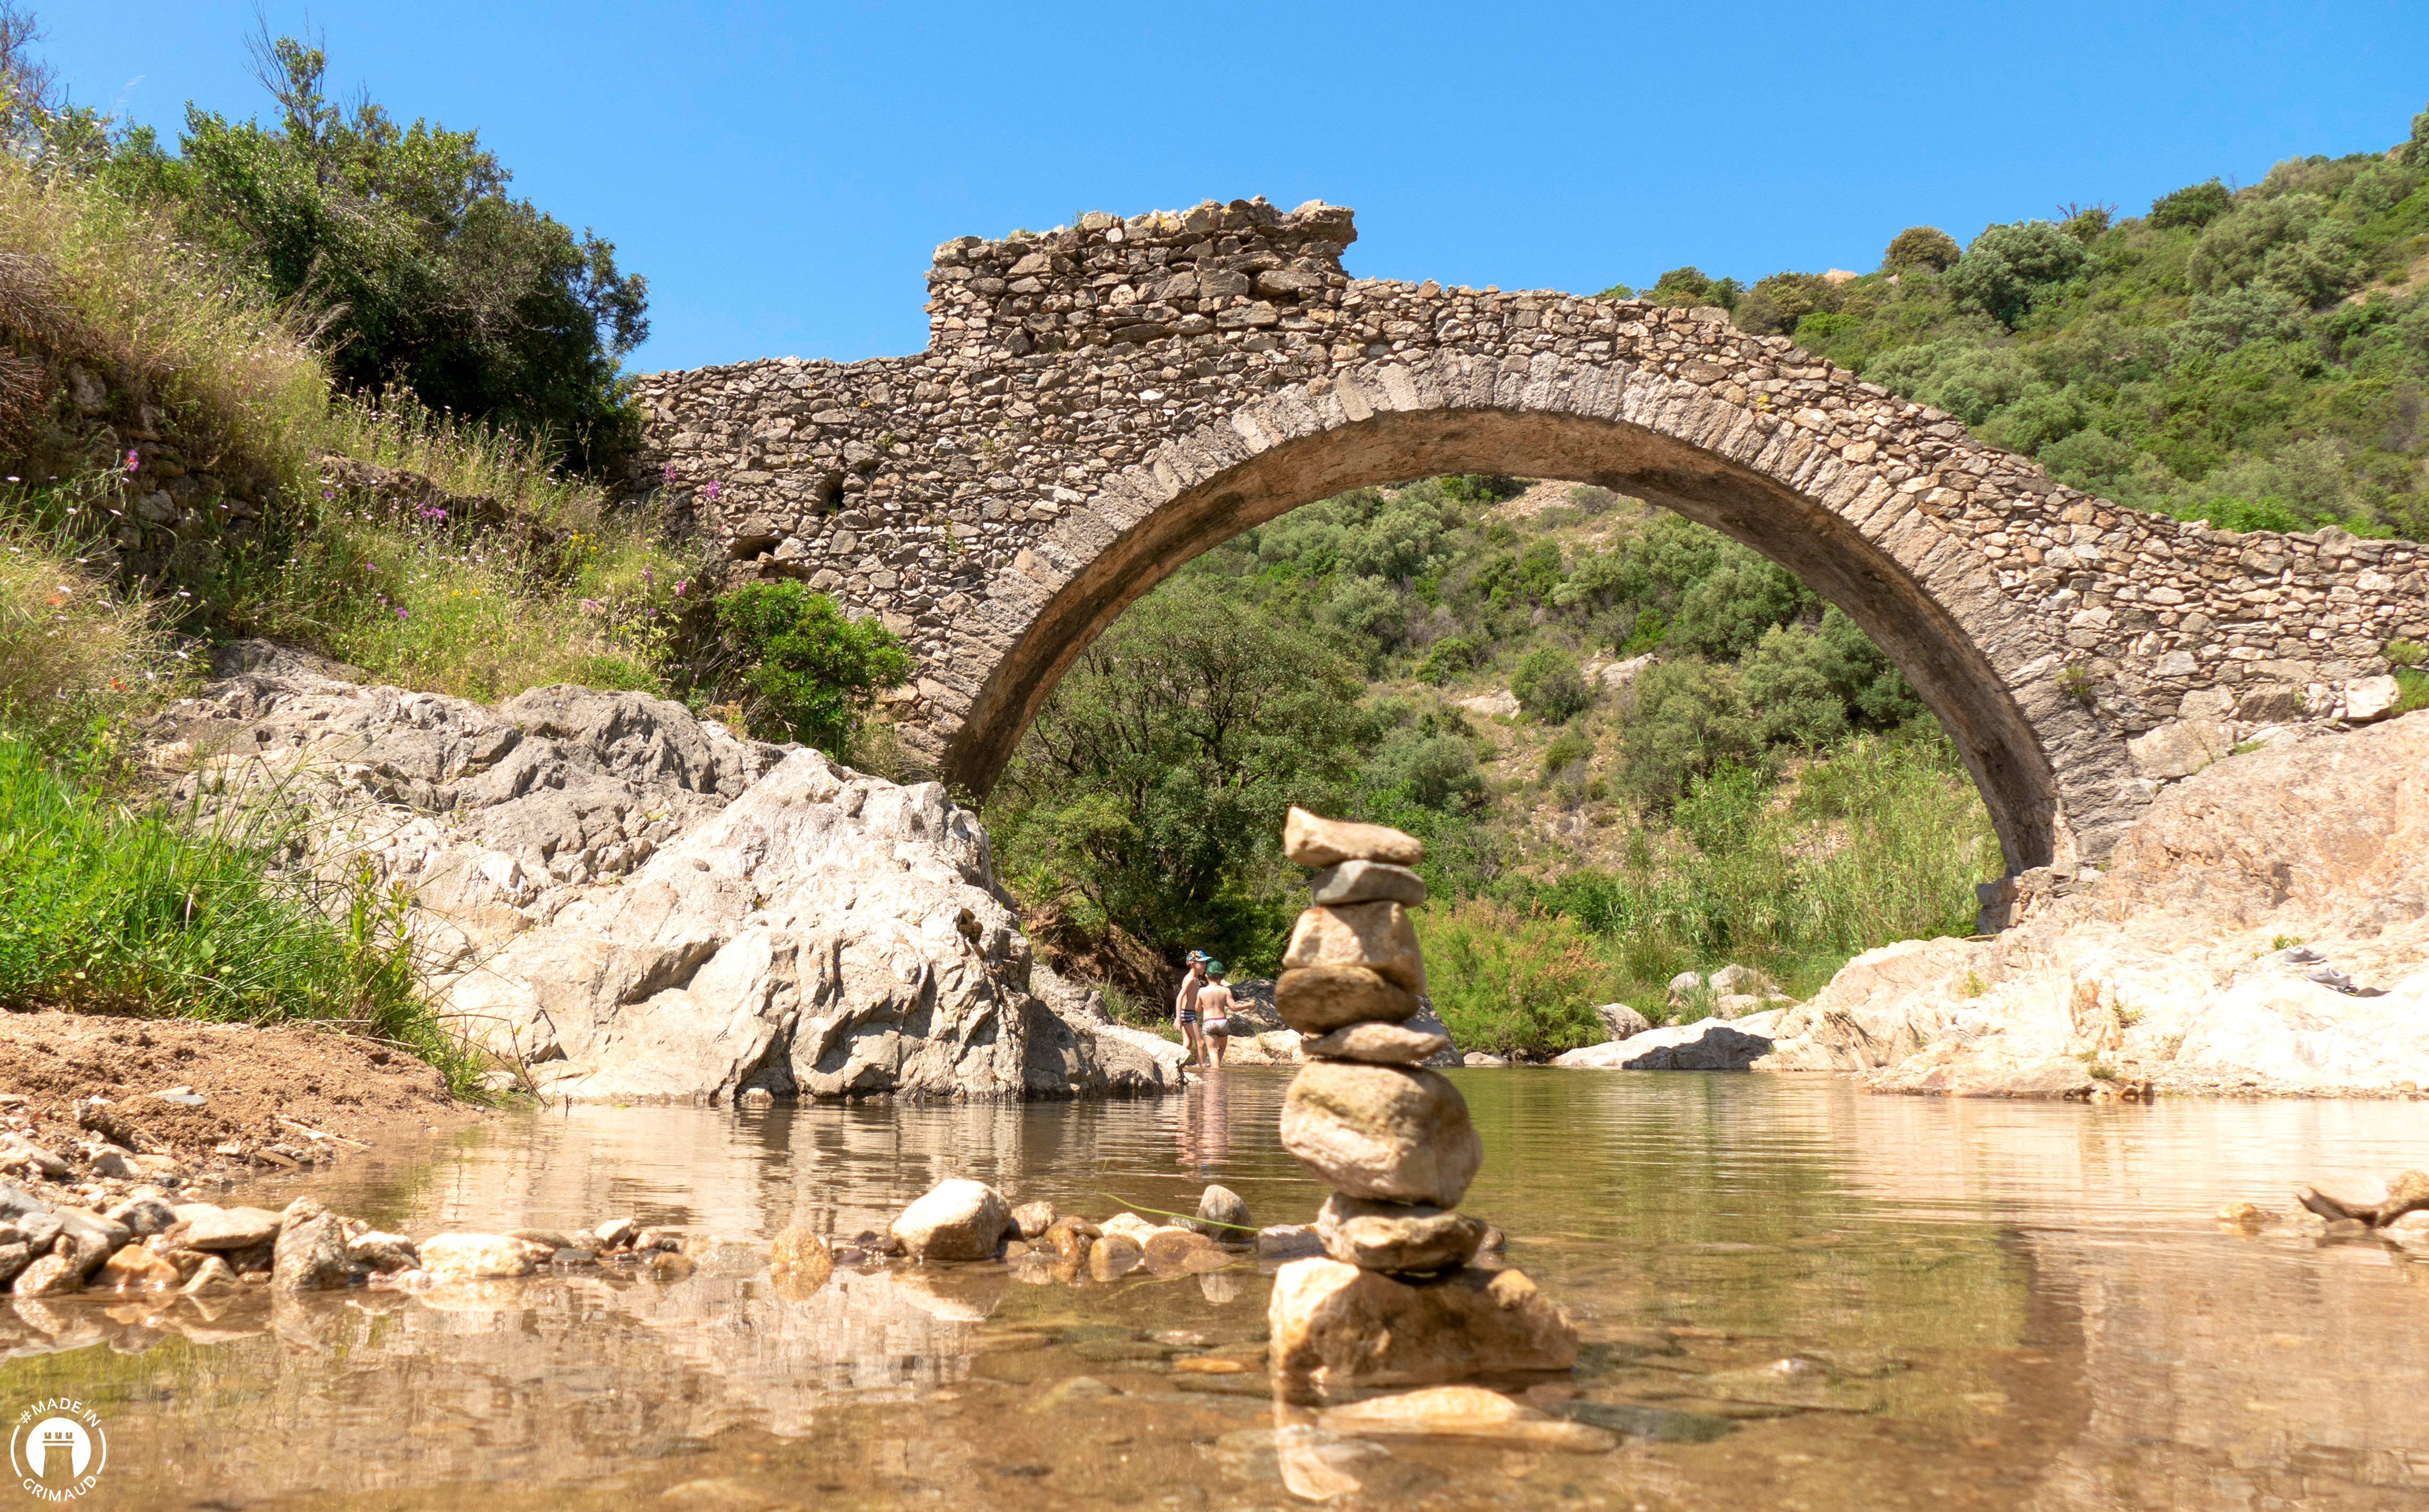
left=0, top=1072, right=2422, bottom=1510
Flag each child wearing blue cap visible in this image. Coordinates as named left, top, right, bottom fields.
left=1175, top=951, right=1209, bottom=1067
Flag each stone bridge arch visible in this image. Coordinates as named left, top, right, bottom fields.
left=635, top=198, right=2429, bottom=878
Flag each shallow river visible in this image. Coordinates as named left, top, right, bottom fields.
left=3, top=1070, right=2426, bottom=1510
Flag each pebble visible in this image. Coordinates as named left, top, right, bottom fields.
left=1317, top=1385, right=1616, bottom=1453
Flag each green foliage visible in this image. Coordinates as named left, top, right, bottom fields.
left=1947, top=220, right=2088, bottom=325
left=1534, top=732, right=1999, bottom=1008
left=1412, top=898, right=1613, bottom=1058
left=988, top=581, right=1367, bottom=972
left=1510, top=646, right=1588, bottom=722
left=1624, top=102, right=2429, bottom=540
left=1649, top=266, right=1742, bottom=310
left=716, top=582, right=914, bottom=754
left=0, top=734, right=479, bottom=1091
left=2149, top=178, right=2233, bottom=229
left=1883, top=226, right=1962, bottom=274
left=92, top=32, right=648, bottom=472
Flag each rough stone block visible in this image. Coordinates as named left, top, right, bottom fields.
left=1274, top=966, right=1424, bottom=1034
left=1280, top=1061, right=1481, bottom=1206
left=1267, top=1258, right=1580, bottom=1398
left=1282, top=807, right=1423, bottom=868
left=1307, top=859, right=1426, bottom=907
left=1282, top=903, right=1425, bottom=993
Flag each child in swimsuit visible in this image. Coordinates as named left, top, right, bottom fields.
left=1196, top=961, right=1235, bottom=1069
left=1175, top=951, right=1208, bottom=1066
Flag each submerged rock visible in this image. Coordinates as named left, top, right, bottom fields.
left=1553, top=1012, right=1783, bottom=1071
left=1188, top=1185, right=1253, bottom=1241
left=419, top=1234, right=552, bottom=1280
left=1267, top=1258, right=1581, bottom=1394
left=1317, top=1385, right=1615, bottom=1452
left=891, top=1179, right=1011, bottom=1262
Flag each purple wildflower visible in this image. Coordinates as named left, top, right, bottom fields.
left=703, top=480, right=723, bottom=502
left=580, top=597, right=605, bottom=613
left=395, top=607, right=409, bottom=620
left=661, top=463, right=679, bottom=484
left=124, top=449, right=140, bottom=472
left=672, top=579, right=687, bottom=597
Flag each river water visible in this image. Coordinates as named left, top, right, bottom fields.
left=2, top=1069, right=2425, bottom=1510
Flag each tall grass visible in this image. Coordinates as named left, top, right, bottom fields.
left=0, top=734, right=480, bottom=1092
left=317, top=391, right=611, bottom=527
left=0, top=501, right=180, bottom=758
left=1533, top=730, right=2000, bottom=1016
left=240, top=506, right=694, bottom=702
left=0, top=154, right=325, bottom=480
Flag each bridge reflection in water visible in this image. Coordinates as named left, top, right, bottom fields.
left=4, top=1071, right=2423, bottom=1509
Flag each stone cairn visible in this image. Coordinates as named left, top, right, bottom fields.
left=1265, top=807, right=1580, bottom=1400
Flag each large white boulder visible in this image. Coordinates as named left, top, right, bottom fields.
left=1756, top=711, right=2429, bottom=1095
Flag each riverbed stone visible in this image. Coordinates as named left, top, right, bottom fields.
left=1283, top=808, right=1423, bottom=869
left=2377, top=1170, right=2429, bottom=1226
left=1281, top=1062, right=1482, bottom=1207
left=175, top=1204, right=283, bottom=1251
left=180, top=1254, right=238, bottom=1295
left=272, top=1200, right=351, bottom=1292
left=1010, top=1201, right=1056, bottom=1240
left=1274, top=966, right=1423, bottom=1035
left=1283, top=903, right=1426, bottom=994
left=347, top=1231, right=419, bottom=1273
left=1317, top=1385, right=1616, bottom=1453
left=1042, top=1215, right=1099, bottom=1262
left=2296, top=1175, right=2391, bottom=1223
left=769, top=1225, right=834, bottom=1300
left=1268, top=1258, right=1581, bottom=1395
left=1593, top=1002, right=1653, bottom=1041
left=420, top=1233, right=552, bottom=1280
left=1299, top=1021, right=1453, bottom=1064
left=11, top=1253, right=80, bottom=1295
left=594, top=1217, right=638, bottom=1251
left=891, top=1178, right=1012, bottom=1262
left=1314, top=1194, right=1487, bottom=1272
left=1087, top=1232, right=1144, bottom=1281
left=1143, top=1228, right=1230, bottom=1275
left=98, top=1244, right=180, bottom=1292
left=1308, top=860, right=1427, bottom=907
left=1189, top=1185, right=1253, bottom=1242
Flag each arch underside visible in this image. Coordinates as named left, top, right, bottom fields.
left=946, top=407, right=2066, bottom=874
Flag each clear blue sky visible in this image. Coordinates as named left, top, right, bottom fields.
left=38, top=2, right=2429, bottom=374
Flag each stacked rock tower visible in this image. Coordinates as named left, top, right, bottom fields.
left=1267, top=808, right=1579, bottom=1398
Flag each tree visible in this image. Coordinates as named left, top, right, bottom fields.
left=1946, top=221, right=2087, bottom=326
left=1882, top=226, right=1960, bottom=274
left=101, top=30, right=649, bottom=471
left=716, top=582, right=913, bottom=755
left=2148, top=178, right=2232, bottom=229
left=989, top=581, right=1367, bottom=969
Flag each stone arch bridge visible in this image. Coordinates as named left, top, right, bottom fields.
left=634, top=197, right=2428, bottom=877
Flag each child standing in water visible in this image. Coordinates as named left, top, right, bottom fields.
left=1195, top=960, right=1236, bottom=1069
left=1174, top=951, right=1208, bottom=1067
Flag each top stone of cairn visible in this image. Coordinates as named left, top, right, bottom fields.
left=1284, top=807, right=1424, bottom=869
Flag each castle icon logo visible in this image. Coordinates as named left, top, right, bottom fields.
left=9, top=1399, right=106, bottom=1502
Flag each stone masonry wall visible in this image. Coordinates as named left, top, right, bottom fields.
left=631, top=197, right=2429, bottom=872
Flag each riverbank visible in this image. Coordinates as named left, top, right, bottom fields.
left=0, top=1009, right=479, bottom=1179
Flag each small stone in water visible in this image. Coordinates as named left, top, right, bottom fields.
left=1188, top=1184, right=1252, bottom=1241
left=593, top=1217, right=638, bottom=1251
left=1317, top=1385, right=1617, bottom=1453
left=890, top=1179, right=1011, bottom=1262
left=1010, top=1200, right=1056, bottom=1240
left=2216, top=1201, right=2272, bottom=1228
left=1087, top=1234, right=1144, bottom=1281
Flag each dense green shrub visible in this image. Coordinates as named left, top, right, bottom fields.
left=1883, top=226, right=1961, bottom=273
left=1413, top=898, right=1613, bottom=1058
left=716, top=582, right=914, bottom=754
left=1947, top=221, right=2088, bottom=325
left=1510, top=647, right=1588, bottom=722
left=2149, top=178, right=2233, bottom=229
left=988, top=581, right=1365, bottom=972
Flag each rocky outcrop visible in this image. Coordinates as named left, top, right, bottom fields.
left=153, top=644, right=1182, bottom=1104
left=1553, top=1010, right=1783, bottom=1071
left=1757, top=712, right=2429, bottom=1096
